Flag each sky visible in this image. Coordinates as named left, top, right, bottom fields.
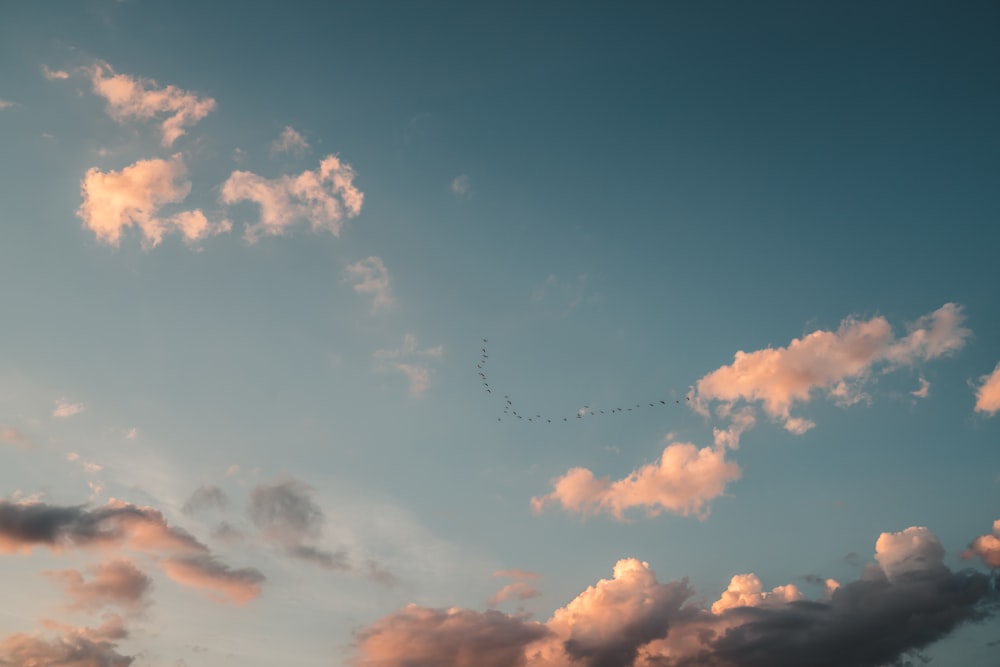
left=1, top=2, right=999, bottom=666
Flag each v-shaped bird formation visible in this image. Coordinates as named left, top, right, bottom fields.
left=477, top=339, right=688, bottom=423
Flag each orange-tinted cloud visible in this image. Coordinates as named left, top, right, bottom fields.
left=531, top=441, right=741, bottom=520
left=77, top=155, right=228, bottom=247
left=45, top=558, right=152, bottom=614
left=963, top=519, right=1000, bottom=568
left=1, top=615, right=133, bottom=667
left=694, top=303, right=970, bottom=433
left=974, top=362, right=1000, bottom=416
left=160, top=554, right=265, bottom=605
left=710, top=573, right=802, bottom=614
left=220, top=155, right=363, bottom=241
left=89, top=62, right=216, bottom=147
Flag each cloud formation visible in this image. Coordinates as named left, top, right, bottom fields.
left=344, top=256, right=394, bottom=310
left=77, top=154, right=229, bottom=248
left=451, top=174, right=471, bottom=197
left=45, top=558, right=152, bottom=614
left=373, top=334, right=444, bottom=397
left=0, top=427, right=32, bottom=450
left=0, top=99, right=14, bottom=110
left=694, top=304, right=970, bottom=434
left=53, top=398, right=85, bottom=418
left=974, top=362, right=1000, bottom=416
left=181, top=485, right=229, bottom=516
left=220, top=155, right=363, bottom=241
left=352, top=527, right=996, bottom=667
left=247, top=478, right=347, bottom=570
left=271, top=126, right=309, bottom=156
left=531, top=441, right=741, bottom=521
left=0, top=616, right=133, bottom=667
left=89, top=62, right=216, bottom=146
left=963, top=519, right=1000, bottom=568
left=160, top=554, right=265, bottom=605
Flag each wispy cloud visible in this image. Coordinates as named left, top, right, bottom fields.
left=911, top=376, right=931, bottom=399
left=160, top=554, right=265, bottom=605
left=344, top=256, right=394, bottom=310
left=52, top=398, right=85, bottom=418
left=89, top=62, right=216, bottom=146
left=77, top=154, right=229, bottom=248
left=450, top=174, right=471, bottom=197
left=0, top=427, right=33, bottom=450
left=271, top=126, right=310, bottom=156
left=220, top=155, right=363, bottom=242
left=0, top=99, right=14, bottom=110
left=41, top=65, right=70, bottom=80
left=44, top=558, right=152, bottom=614
left=1, top=616, right=134, bottom=667
left=373, top=334, right=444, bottom=397
left=974, top=362, right=1000, bottom=416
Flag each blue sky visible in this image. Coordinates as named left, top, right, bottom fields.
left=1, top=2, right=999, bottom=666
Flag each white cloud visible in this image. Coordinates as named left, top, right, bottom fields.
left=974, top=362, right=1000, bottom=416
left=911, top=377, right=931, bottom=399
left=89, top=62, right=216, bottom=146
left=451, top=174, right=471, bottom=197
left=77, top=154, right=229, bottom=247
left=53, top=398, right=85, bottom=418
left=221, top=155, right=363, bottom=242
left=271, top=126, right=310, bottom=155
left=344, top=256, right=394, bottom=310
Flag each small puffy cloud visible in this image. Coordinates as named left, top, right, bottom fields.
left=77, top=154, right=229, bottom=248
left=710, top=573, right=802, bottom=614
left=89, top=62, right=216, bottom=146
left=911, top=376, right=931, bottom=399
left=0, top=427, right=33, bottom=450
left=353, top=605, right=551, bottom=667
left=531, top=441, right=741, bottom=520
left=220, top=155, right=363, bottom=242
left=271, top=126, right=310, bottom=156
left=41, top=65, right=71, bottom=80
left=373, top=334, right=444, bottom=398
left=53, top=398, right=85, bottom=418
left=874, top=526, right=947, bottom=580
left=0, top=498, right=205, bottom=555
left=124, top=428, right=138, bottom=440
left=451, top=174, right=471, bottom=197
left=974, top=362, right=1000, bottom=416
left=0, top=616, right=133, bottom=667
left=181, top=485, right=228, bottom=516
left=344, top=256, right=394, bottom=310
left=45, top=558, right=153, bottom=614
left=963, top=519, right=1000, bottom=568
left=160, top=554, right=265, bottom=605
left=694, top=304, right=970, bottom=433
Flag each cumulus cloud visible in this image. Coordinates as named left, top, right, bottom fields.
left=531, top=441, right=741, bottom=520
left=974, top=362, right=1000, bottom=416
left=89, top=62, right=216, bottom=146
left=53, top=398, right=85, bottom=418
left=344, top=256, right=394, bottom=310
left=181, top=485, right=228, bottom=516
left=77, top=154, right=229, bottom=247
left=963, top=519, right=1000, bottom=568
left=44, top=558, right=152, bottom=614
left=220, top=155, right=363, bottom=242
left=373, top=334, right=444, bottom=397
left=693, top=304, right=969, bottom=434
left=271, top=126, right=310, bottom=156
left=0, top=498, right=205, bottom=555
left=353, top=605, right=551, bottom=667
left=352, top=527, right=997, bottom=667
left=0, top=427, right=32, bottom=450
left=160, top=554, right=265, bottom=605
left=0, top=616, right=133, bottom=667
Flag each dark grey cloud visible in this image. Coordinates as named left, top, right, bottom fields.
left=288, top=544, right=350, bottom=570
left=247, top=479, right=324, bottom=543
left=181, top=485, right=229, bottom=516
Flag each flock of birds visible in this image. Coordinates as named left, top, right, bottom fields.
left=477, top=339, right=689, bottom=423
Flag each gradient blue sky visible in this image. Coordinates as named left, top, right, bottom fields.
left=1, top=2, right=999, bottom=666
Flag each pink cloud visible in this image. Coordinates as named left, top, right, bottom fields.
left=45, top=558, right=152, bottom=614
left=974, top=362, right=1000, bottom=416
left=271, top=126, right=310, bottom=155
left=874, top=525, right=946, bottom=580
left=710, top=573, right=802, bottom=613
left=373, top=334, right=443, bottom=398
left=77, top=154, right=228, bottom=247
left=344, top=256, right=394, bottom=310
left=0, top=427, right=32, bottom=450
left=53, top=398, right=85, bottom=418
left=489, top=581, right=541, bottom=607
left=694, top=304, right=970, bottom=433
left=1, top=615, right=133, bottom=667
left=160, top=554, right=265, bottom=605
left=89, top=63, right=216, bottom=147
left=531, top=441, right=741, bottom=520
left=962, top=519, right=1000, bottom=568
left=220, top=155, right=363, bottom=241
